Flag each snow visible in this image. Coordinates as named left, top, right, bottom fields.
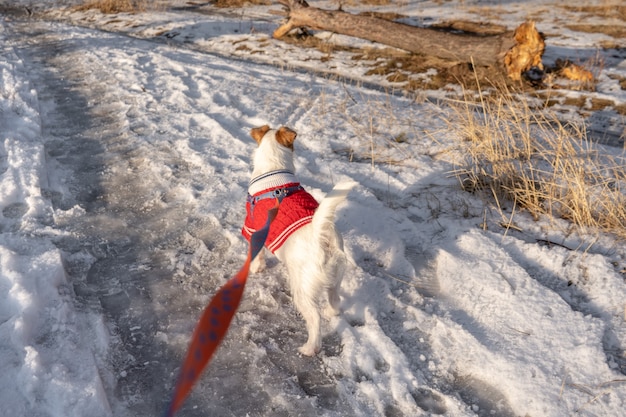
left=0, top=1, right=625, bottom=416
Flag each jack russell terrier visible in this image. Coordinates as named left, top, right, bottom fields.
left=242, top=125, right=356, bottom=356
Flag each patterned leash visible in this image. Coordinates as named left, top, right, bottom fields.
left=163, top=200, right=280, bottom=417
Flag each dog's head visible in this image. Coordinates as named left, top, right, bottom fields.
left=250, top=125, right=297, bottom=175
left=251, top=125, right=296, bottom=150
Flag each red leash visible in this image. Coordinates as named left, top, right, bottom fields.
left=164, top=201, right=279, bottom=417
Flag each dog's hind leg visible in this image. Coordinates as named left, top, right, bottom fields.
left=324, top=286, right=341, bottom=319
left=293, top=291, right=322, bottom=356
left=323, top=251, right=346, bottom=319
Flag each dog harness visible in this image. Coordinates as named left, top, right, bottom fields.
left=242, top=170, right=319, bottom=253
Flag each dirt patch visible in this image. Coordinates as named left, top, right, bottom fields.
left=359, top=0, right=392, bottom=6
left=535, top=91, right=626, bottom=116
left=610, top=74, right=626, bottom=90
left=589, top=97, right=618, bottom=111
left=74, top=0, right=146, bottom=14
left=279, top=31, right=363, bottom=56
left=566, top=24, right=626, bottom=39
left=562, top=5, right=626, bottom=21
left=535, top=92, right=585, bottom=108
left=366, top=57, right=506, bottom=92
left=212, top=0, right=271, bottom=7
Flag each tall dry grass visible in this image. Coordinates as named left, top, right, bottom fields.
left=447, top=85, right=626, bottom=239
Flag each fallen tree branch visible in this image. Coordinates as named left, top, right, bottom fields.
left=273, top=0, right=545, bottom=81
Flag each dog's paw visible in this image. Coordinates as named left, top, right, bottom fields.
left=322, top=305, right=341, bottom=319
left=249, top=256, right=266, bottom=273
left=298, top=343, right=320, bottom=357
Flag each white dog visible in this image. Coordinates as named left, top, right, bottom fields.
left=242, top=125, right=355, bottom=356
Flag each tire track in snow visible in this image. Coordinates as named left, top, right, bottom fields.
left=8, top=20, right=216, bottom=417
left=7, top=20, right=256, bottom=415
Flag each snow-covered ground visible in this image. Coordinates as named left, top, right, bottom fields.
left=1, top=1, right=625, bottom=416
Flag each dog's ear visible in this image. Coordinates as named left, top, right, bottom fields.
left=276, top=126, right=297, bottom=150
left=250, top=125, right=270, bottom=144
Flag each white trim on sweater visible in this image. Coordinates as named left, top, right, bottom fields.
left=248, top=170, right=298, bottom=196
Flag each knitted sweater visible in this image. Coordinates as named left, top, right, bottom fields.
left=242, top=171, right=319, bottom=253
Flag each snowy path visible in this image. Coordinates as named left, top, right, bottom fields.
left=8, top=18, right=447, bottom=416
left=3, top=13, right=626, bottom=417
left=9, top=20, right=205, bottom=416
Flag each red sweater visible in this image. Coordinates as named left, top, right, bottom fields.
left=242, top=183, right=319, bottom=253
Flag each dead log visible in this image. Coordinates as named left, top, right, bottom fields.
left=274, top=0, right=545, bottom=81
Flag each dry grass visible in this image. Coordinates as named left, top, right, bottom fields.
left=360, top=0, right=392, bottom=5
left=212, top=0, right=271, bottom=8
left=75, top=0, right=148, bottom=13
left=566, top=24, right=626, bottom=39
left=447, top=84, right=626, bottom=239
left=562, top=4, right=626, bottom=21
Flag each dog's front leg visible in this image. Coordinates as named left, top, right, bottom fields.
left=250, top=248, right=267, bottom=273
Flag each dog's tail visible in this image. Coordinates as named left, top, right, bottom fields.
left=311, top=180, right=357, bottom=244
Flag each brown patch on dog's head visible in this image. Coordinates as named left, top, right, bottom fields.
left=276, top=126, right=297, bottom=150
left=250, top=125, right=271, bottom=144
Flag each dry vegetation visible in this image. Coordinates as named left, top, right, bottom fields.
left=211, top=0, right=271, bottom=8
left=556, top=4, right=626, bottom=47
left=75, top=0, right=271, bottom=12
left=75, top=0, right=147, bottom=13
left=447, top=84, right=626, bottom=240
left=562, top=4, right=626, bottom=20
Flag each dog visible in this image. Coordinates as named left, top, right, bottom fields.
left=242, top=125, right=355, bottom=356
